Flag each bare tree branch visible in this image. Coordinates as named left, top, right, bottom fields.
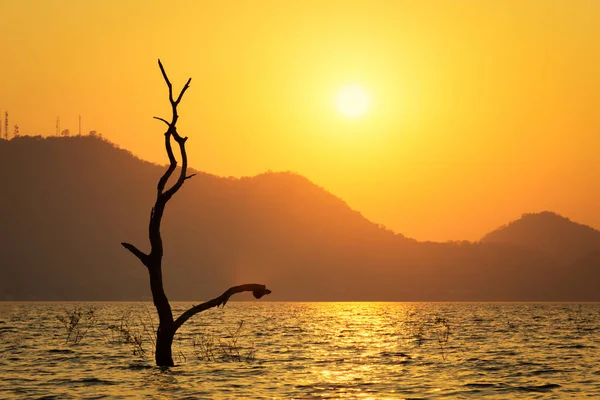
left=156, top=133, right=177, bottom=194
left=150, top=61, right=193, bottom=253
left=158, top=59, right=173, bottom=104
left=157, top=59, right=192, bottom=134
left=154, top=59, right=192, bottom=197
left=153, top=116, right=170, bottom=127
left=121, top=242, right=149, bottom=266
left=174, top=78, right=192, bottom=105
left=162, top=137, right=189, bottom=200
left=173, top=284, right=271, bottom=331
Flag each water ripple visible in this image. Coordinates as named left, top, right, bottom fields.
left=0, top=302, right=598, bottom=398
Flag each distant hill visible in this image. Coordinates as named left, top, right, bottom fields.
left=0, top=135, right=598, bottom=301
left=481, top=211, right=600, bottom=265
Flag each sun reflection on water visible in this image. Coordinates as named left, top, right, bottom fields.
left=0, top=302, right=599, bottom=398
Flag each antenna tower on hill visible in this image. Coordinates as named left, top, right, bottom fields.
left=4, top=112, right=8, bottom=140
left=56, top=117, right=60, bottom=136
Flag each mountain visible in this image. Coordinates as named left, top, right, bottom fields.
left=0, top=135, right=598, bottom=301
left=481, top=211, right=600, bottom=265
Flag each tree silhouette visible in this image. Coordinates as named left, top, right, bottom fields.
left=121, top=60, right=271, bottom=367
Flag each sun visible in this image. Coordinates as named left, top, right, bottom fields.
left=337, top=85, right=370, bottom=117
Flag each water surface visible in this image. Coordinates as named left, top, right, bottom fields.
left=1, top=302, right=598, bottom=398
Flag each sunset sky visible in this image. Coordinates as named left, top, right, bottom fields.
left=2, top=0, right=599, bottom=241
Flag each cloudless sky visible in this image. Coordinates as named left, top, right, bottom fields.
left=1, top=0, right=599, bottom=241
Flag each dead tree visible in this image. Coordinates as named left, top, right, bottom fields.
left=121, top=60, right=271, bottom=367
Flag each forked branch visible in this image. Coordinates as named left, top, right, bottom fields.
left=157, top=59, right=191, bottom=135
left=147, top=60, right=193, bottom=259
left=154, top=59, right=192, bottom=197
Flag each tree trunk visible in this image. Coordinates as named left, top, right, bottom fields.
left=121, top=60, right=270, bottom=367
left=149, top=261, right=175, bottom=366
left=155, top=324, right=175, bottom=367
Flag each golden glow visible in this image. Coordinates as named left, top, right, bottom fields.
left=336, top=85, right=370, bottom=117
left=1, top=1, right=600, bottom=241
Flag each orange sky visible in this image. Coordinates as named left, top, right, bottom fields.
left=2, top=0, right=599, bottom=241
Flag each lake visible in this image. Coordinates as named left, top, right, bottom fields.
left=1, top=302, right=598, bottom=398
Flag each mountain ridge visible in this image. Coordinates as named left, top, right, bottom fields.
left=481, top=211, right=600, bottom=265
left=0, top=135, right=598, bottom=301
